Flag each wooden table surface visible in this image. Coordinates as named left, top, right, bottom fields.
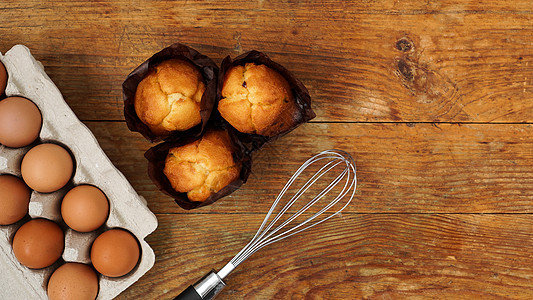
left=2, top=1, right=533, bottom=299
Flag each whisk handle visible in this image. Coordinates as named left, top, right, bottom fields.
left=173, top=285, right=202, bottom=300
left=174, top=270, right=226, bottom=300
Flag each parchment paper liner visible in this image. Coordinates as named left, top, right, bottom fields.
left=144, top=123, right=252, bottom=210
left=129, top=47, right=314, bottom=208
left=123, top=43, right=218, bottom=143
left=218, top=50, right=315, bottom=151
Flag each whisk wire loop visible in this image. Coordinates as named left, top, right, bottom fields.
left=229, top=155, right=341, bottom=266
left=227, top=150, right=356, bottom=269
left=257, top=159, right=343, bottom=240
left=255, top=160, right=348, bottom=246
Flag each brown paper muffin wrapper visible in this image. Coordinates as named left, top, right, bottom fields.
left=217, top=50, right=316, bottom=151
left=144, top=122, right=252, bottom=210
left=123, top=43, right=218, bottom=143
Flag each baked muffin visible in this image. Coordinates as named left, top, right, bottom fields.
left=134, top=59, right=205, bottom=135
left=218, top=63, right=297, bottom=136
left=163, top=129, right=241, bottom=202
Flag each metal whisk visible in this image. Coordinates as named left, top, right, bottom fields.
left=175, top=149, right=357, bottom=300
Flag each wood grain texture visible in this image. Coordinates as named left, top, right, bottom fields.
left=85, top=121, right=533, bottom=214
left=1, top=0, right=533, bottom=299
left=1, top=0, right=532, bottom=122
left=117, top=213, right=533, bottom=299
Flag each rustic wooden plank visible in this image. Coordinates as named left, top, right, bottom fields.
left=1, top=1, right=532, bottom=122
left=84, top=121, right=533, bottom=214
left=2, top=1, right=533, bottom=299
left=116, top=213, right=533, bottom=299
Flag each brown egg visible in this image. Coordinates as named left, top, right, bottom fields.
left=47, top=263, right=99, bottom=300
left=0, top=174, right=30, bottom=225
left=0, top=96, right=42, bottom=148
left=12, top=218, right=64, bottom=269
left=90, top=229, right=140, bottom=277
left=21, top=143, right=74, bottom=193
left=0, top=61, right=6, bottom=95
left=61, top=185, right=109, bottom=232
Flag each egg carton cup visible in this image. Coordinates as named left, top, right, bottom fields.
left=0, top=45, right=158, bottom=299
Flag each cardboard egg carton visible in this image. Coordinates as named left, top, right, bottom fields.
left=0, top=45, right=158, bottom=299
